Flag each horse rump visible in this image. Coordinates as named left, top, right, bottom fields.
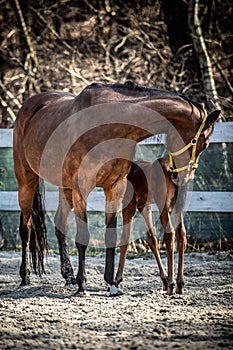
left=29, top=180, right=48, bottom=275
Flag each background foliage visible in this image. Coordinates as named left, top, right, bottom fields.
left=0, top=0, right=232, bottom=123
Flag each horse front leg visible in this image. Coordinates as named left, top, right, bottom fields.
left=160, top=208, right=175, bottom=295
left=174, top=211, right=187, bottom=294
left=139, top=205, right=168, bottom=291
left=104, top=179, right=127, bottom=296
left=54, top=189, right=76, bottom=286
left=72, top=189, right=90, bottom=296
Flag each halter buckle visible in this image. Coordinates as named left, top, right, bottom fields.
left=191, top=138, right=197, bottom=145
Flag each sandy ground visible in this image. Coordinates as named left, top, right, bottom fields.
left=0, top=251, right=232, bottom=350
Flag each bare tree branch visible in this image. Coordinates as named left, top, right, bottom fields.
left=0, top=97, right=17, bottom=122
left=0, top=80, right=21, bottom=110
left=30, top=6, right=76, bottom=54
left=14, top=0, right=39, bottom=70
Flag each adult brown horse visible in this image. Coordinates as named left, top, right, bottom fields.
left=115, top=158, right=192, bottom=295
left=13, top=81, right=220, bottom=296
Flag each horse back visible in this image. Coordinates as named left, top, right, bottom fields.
left=14, top=92, right=75, bottom=131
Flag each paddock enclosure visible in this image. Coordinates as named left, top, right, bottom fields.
left=0, top=115, right=232, bottom=350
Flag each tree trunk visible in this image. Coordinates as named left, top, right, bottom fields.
left=188, top=0, right=221, bottom=112
left=160, top=0, right=192, bottom=54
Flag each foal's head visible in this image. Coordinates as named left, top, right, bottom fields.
left=167, top=109, right=220, bottom=185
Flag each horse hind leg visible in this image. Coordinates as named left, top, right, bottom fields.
left=139, top=205, right=168, bottom=291
left=174, top=211, right=187, bottom=294
left=160, top=208, right=176, bottom=295
left=18, top=178, right=42, bottom=285
left=54, top=189, right=76, bottom=286
left=19, top=210, right=32, bottom=285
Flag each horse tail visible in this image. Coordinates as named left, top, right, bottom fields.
left=30, top=179, right=48, bottom=275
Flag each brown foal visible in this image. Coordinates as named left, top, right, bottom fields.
left=116, top=158, right=186, bottom=295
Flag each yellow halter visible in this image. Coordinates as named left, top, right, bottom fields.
left=169, top=110, right=208, bottom=173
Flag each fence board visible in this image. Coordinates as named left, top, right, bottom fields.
left=0, top=190, right=232, bottom=212
left=141, top=122, right=233, bottom=144
left=0, top=129, right=13, bottom=147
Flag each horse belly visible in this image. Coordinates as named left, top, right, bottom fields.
left=95, top=160, right=131, bottom=188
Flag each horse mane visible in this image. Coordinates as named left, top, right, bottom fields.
left=86, top=81, right=205, bottom=116
left=122, top=81, right=205, bottom=116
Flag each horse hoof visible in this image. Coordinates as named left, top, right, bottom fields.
left=74, top=290, right=90, bottom=297
left=108, top=284, right=124, bottom=296
left=115, top=277, right=123, bottom=286
left=20, top=278, right=30, bottom=286
left=176, top=281, right=184, bottom=294
left=65, top=277, right=77, bottom=289
left=162, top=277, right=168, bottom=291
left=65, top=283, right=78, bottom=291
left=167, top=282, right=175, bottom=295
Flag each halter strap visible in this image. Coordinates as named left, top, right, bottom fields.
left=169, top=110, right=208, bottom=173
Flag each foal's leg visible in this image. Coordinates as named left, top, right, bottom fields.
left=174, top=211, right=187, bottom=294
left=54, top=189, right=76, bottom=286
left=72, top=189, right=90, bottom=296
left=104, top=180, right=127, bottom=296
left=160, top=208, right=175, bottom=295
left=115, top=199, right=137, bottom=286
left=18, top=178, right=39, bottom=285
left=139, top=205, right=168, bottom=291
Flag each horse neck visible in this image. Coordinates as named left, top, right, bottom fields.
left=76, top=90, right=200, bottom=144
left=129, top=110, right=197, bottom=144
left=137, top=98, right=200, bottom=144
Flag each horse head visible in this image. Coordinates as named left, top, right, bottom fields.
left=167, top=109, right=221, bottom=185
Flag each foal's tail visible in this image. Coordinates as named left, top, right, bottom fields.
left=30, top=179, right=48, bottom=275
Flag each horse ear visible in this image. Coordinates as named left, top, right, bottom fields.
left=203, top=110, right=221, bottom=131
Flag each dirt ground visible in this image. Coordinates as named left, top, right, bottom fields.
left=0, top=251, right=232, bottom=350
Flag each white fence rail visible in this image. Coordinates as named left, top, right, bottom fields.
left=0, top=190, right=232, bottom=212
